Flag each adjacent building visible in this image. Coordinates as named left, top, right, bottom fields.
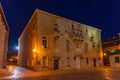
left=102, top=33, right=120, bottom=67
left=0, top=4, right=9, bottom=68
left=18, top=9, right=103, bottom=71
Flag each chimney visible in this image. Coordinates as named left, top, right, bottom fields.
left=118, top=33, right=120, bottom=38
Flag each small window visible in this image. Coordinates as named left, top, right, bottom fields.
left=115, top=57, right=119, bottom=63
left=42, top=56, right=47, bottom=66
left=86, top=57, right=89, bottom=65
left=66, top=40, right=70, bottom=52
left=67, top=57, right=70, bottom=66
left=42, top=37, right=47, bottom=48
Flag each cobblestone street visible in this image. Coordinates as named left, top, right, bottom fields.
left=1, top=65, right=120, bottom=80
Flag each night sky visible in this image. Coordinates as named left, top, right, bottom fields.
left=1, top=0, right=120, bottom=48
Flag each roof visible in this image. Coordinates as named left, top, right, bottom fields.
left=19, top=8, right=102, bottom=40
left=102, top=36, right=120, bottom=48
left=36, top=9, right=102, bottom=31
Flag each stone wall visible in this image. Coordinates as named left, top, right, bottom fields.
left=18, top=9, right=102, bottom=71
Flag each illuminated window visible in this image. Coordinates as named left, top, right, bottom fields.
left=42, top=56, right=47, bottom=66
left=66, top=40, right=70, bottom=52
left=67, top=57, right=70, bottom=66
left=42, top=37, right=47, bottom=48
left=115, top=57, right=119, bottom=63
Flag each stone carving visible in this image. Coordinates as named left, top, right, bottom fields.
left=53, top=36, right=59, bottom=44
left=71, top=24, right=83, bottom=39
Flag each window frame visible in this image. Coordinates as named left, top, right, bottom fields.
left=42, top=56, right=48, bottom=66
left=66, top=40, right=70, bottom=52
left=115, top=56, right=120, bottom=63
left=67, top=57, right=70, bottom=66
left=42, top=37, right=47, bottom=48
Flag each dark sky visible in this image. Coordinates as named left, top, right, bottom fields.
left=1, top=0, right=120, bottom=47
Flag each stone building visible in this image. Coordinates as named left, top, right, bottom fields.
left=102, top=33, right=120, bottom=67
left=18, top=9, right=102, bottom=71
left=0, top=4, right=9, bottom=68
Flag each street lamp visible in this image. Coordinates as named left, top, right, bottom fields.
left=33, top=49, right=36, bottom=52
left=33, top=48, right=37, bottom=65
left=104, top=53, right=106, bottom=56
left=15, top=46, right=19, bottom=50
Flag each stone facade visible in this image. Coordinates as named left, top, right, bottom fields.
left=18, top=9, right=102, bottom=71
left=109, top=54, right=120, bottom=67
left=0, top=4, right=9, bottom=68
left=102, top=34, right=120, bottom=67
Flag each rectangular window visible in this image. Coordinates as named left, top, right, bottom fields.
left=86, top=57, right=89, bottom=65
left=115, top=57, right=119, bottom=63
left=42, top=56, right=48, bottom=66
left=42, top=37, right=47, bottom=48
left=66, top=40, right=70, bottom=52
left=67, top=57, right=70, bottom=66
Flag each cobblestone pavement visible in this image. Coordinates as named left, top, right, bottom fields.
left=0, top=65, right=120, bottom=80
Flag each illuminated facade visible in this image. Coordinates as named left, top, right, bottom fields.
left=18, top=9, right=102, bottom=71
left=0, top=4, right=9, bottom=68
left=102, top=33, right=120, bottom=67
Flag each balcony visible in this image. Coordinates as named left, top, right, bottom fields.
left=70, top=29, right=84, bottom=40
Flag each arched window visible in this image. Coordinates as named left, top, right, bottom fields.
left=42, top=37, right=47, bottom=48
left=42, top=56, right=47, bottom=66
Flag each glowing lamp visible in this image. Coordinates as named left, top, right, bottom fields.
left=15, top=46, right=19, bottom=50
left=104, top=53, right=106, bottom=56
left=33, top=49, right=36, bottom=52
